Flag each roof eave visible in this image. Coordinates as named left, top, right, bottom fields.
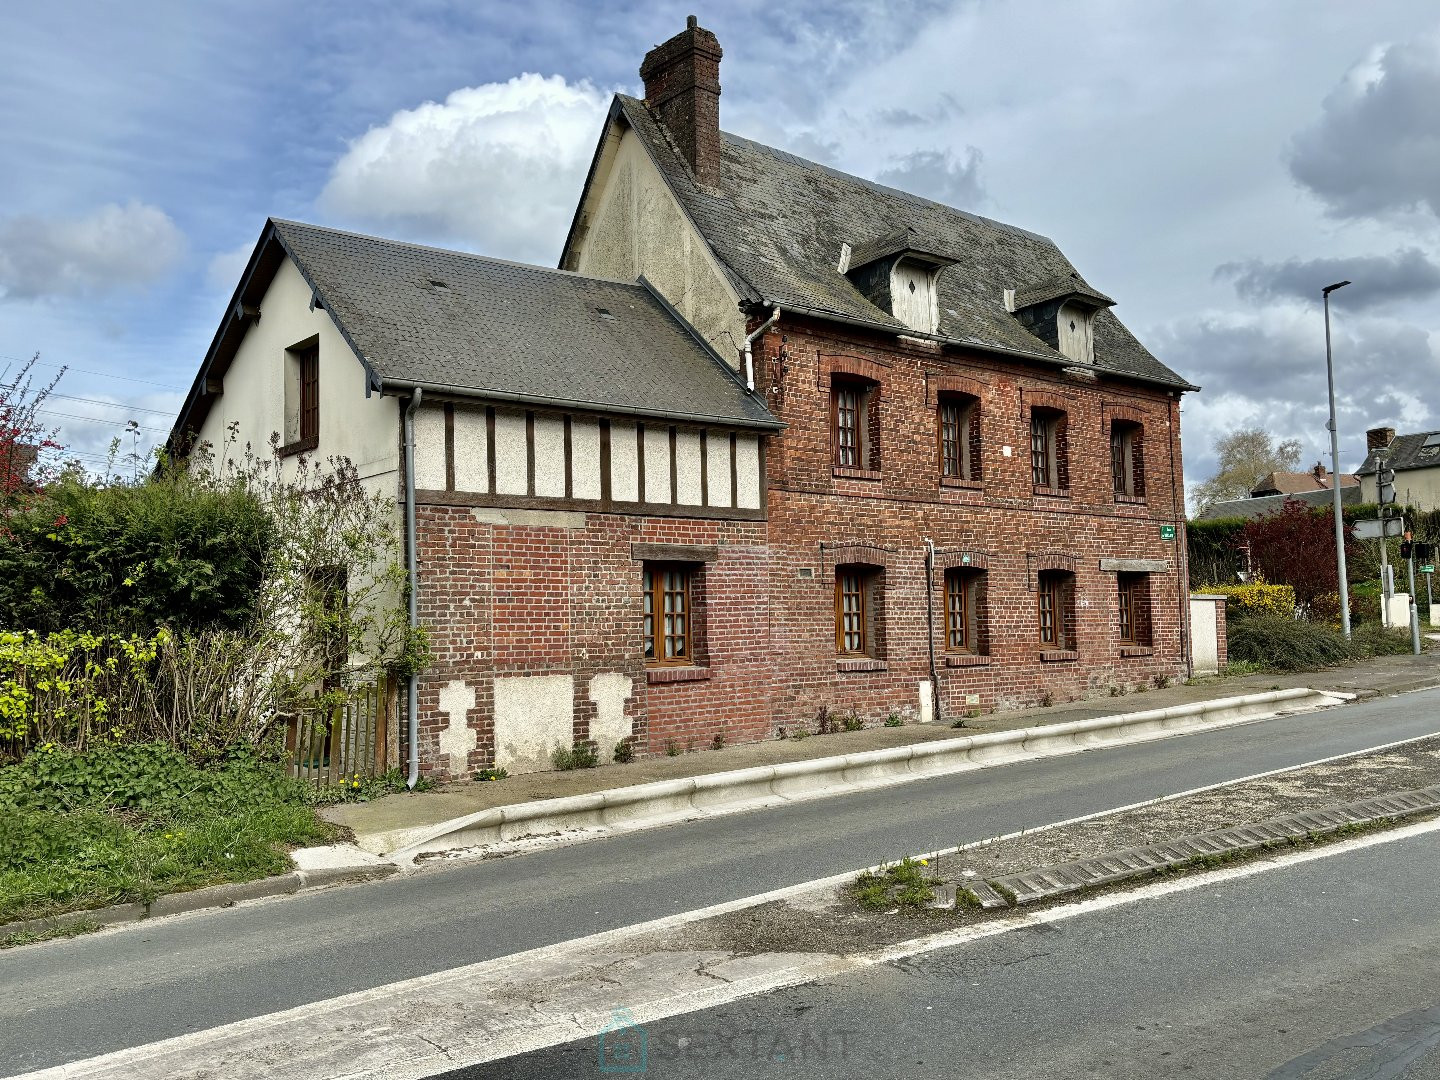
left=375, top=378, right=784, bottom=432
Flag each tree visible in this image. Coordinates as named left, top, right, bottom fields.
left=0, top=353, right=63, bottom=502
left=1242, top=501, right=1357, bottom=616
left=1191, top=427, right=1302, bottom=513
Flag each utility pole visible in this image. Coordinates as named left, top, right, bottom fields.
left=1406, top=534, right=1422, bottom=655
left=1323, top=280, right=1352, bottom=638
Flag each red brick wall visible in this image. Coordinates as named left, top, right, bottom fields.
left=410, top=314, right=1193, bottom=778
left=413, top=507, right=772, bottom=778
left=756, top=314, right=1190, bottom=727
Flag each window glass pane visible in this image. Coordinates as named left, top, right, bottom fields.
left=946, top=572, right=967, bottom=649
left=941, top=402, right=961, bottom=477
left=1031, top=416, right=1049, bottom=486
left=836, top=387, right=858, bottom=466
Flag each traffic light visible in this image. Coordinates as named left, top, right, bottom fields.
left=1401, top=540, right=1413, bottom=559
left=1377, top=466, right=1397, bottom=506
left=1416, top=541, right=1435, bottom=563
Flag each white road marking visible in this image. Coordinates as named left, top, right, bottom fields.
left=22, top=814, right=1440, bottom=1080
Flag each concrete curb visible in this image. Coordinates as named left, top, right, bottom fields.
left=1, top=863, right=399, bottom=942
left=381, top=687, right=1352, bottom=861
left=968, top=783, right=1440, bottom=908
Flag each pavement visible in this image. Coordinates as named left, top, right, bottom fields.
left=8, top=688, right=1440, bottom=1076
left=325, top=649, right=1440, bottom=850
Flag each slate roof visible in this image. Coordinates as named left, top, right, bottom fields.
left=1356, top=431, right=1440, bottom=475
left=1195, top=484, right=1363, bottom=522
left=598, top=95, right=1195, bottom=391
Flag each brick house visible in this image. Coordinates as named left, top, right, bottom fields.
left=171, top=19, right=1199, bottom=782
left=560, top=20, right=1199, bottom=735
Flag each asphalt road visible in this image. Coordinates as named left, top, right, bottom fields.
left=5, top=689, right=1440, bottom=1076
left=452, top=823, right=1440, bottom=1079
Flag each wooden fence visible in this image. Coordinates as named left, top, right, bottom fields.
left=283, top=677, right=389, bottom=788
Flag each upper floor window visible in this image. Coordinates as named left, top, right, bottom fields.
left=643, top=563, right=693, bottom=666
left=1036, top=569, right=1075, bottom=650
left=832, top=377, right=878, bottom=471
left=1030, top=407, right=1068, bottom=490
left=283, top=341, right=320, bottom=452
left=939, top=394, right=980, bottom=482
left=1111, top=420, right=1146, bottom=499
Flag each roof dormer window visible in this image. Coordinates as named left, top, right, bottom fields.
left=844, top=231, right=956, bottom=335
left=1011, top=273, right=1115, bottom=366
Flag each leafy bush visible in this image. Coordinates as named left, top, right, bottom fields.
left=1349, top=623, right=1415, bottom=658
left=1227, top=614, right=1352, bottom=671
left=551, top=742, right=599, bottom=771
left=0, top=470, right=272, bottom=635
left=612, top=739, right=634, bottom=764
left=1195, top=582, right=1297, bottom=618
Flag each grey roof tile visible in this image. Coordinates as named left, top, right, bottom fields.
left=613, top=95, right=1195, bottom=391
left=1356, top=430, right=1440, bottom=475
left=271, top=219, right=779, bottom=429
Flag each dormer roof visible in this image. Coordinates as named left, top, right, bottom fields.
left=1013, top=273, right=1115, bottom=313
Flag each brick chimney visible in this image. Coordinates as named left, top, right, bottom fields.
left=1311, top=462, right=1328, bottom=482
left=1366, top=426, right=1396, bottom=452
left=640, top=15, right=723, bottom=187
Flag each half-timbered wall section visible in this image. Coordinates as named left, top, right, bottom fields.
left=409, top=403, right=764, bottom=518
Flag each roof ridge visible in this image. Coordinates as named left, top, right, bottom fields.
left=270, top=218, right=645, bottom=290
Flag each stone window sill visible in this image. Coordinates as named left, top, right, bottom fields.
left=278, top=435, right=319, bottom=458
left=837, top=658, right=887, bottom=673
left=833, top=466, right=883, bottom=481
left=1119, top=645, right=1154, bottom=657
left=1033, top=485, right=1071, bottom=499
left=1114, top=493, right=1147, bottom=506
left=1040, top=649, right=1079, bottom=662
left=940, top=476, right=984, bottom=491
left=646, top=666, right=712, bottom=685
left=945, top=653, right=991, bottom=667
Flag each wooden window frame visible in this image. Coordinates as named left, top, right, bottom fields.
left=1031, top=408, right=1067, bottom=489
left=298, top=344, right=319, bottom=444
left=944, top=568, right=980, bottom=653
left=1036, top=569, right=1071, bottom=648
left=1111, top=420, right=1144, bottom=498
left=832, top=377, right=876, bottom=471
left=939, top=395, right=978, bottom=481
left=1117, top=574, right=1137, bottom=644
left=835, top=566, right=870, bottom=656
left=643, top=562, right=693, bottom=667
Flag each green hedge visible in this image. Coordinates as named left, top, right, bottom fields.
left=0, top=472, right=272, bottom=635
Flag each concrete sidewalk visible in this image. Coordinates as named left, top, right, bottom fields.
left=323, top=650, right=1440, bottom=852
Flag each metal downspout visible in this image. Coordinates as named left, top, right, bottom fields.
left=924, top=538, right=943, bottom=725
left=742, top=306, right=781, bottom=392
left=404, top=387, right=423, bottom=789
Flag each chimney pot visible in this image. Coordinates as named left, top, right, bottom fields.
left=640, top=19, right=723, bottom=187
left=1366, top=426, right=1396, bottom=452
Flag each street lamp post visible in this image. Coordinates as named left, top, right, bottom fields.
left=1323, top=279, right=1352, bottom=638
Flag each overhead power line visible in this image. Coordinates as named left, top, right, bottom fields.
left=0, top=353, right=183, bottom=391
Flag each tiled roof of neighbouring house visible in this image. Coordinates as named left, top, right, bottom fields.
left=1250, top=470, right=1358, bottom=496
left=1195, top=484, right=1364, bottom=522
left=270, top=219, right=779, bottom=430
left=605, top=95, right=1196, bottom=391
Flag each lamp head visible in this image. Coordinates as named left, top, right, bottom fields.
left=1322, top=280, right=1352, bottom=295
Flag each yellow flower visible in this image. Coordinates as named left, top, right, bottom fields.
left=919, top=859, right=929, bottom=866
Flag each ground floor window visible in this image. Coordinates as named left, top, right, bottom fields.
left=643, top=563, right=694, bottom=665
left=944, top=567, right=987, bottom=654
left=1117, top=571, right=1151, bottom=646
left=835, top=564, right=882, bottom=657
left=1037, top=569, right=1075, bottom=650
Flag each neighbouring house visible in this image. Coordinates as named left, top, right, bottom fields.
left=1356, top=426, right=1440, bottom=511
left=1196, top=463, right=1361, bottom=522
left=170, top=18, right=1201, bottom=781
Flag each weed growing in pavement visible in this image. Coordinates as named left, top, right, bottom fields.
left=0, top=919, right=101, bottom=949
left=665, top=740, right=680, bottom=757
left=883, top=713, right=904, bottom=728
left=1039, top=692, right=1054, bottom=708
left=851, top=857, right=942, bottom=912
left=951, top=719, right=967, bottom=729
left=612, top=740, right=635, bottom=764
left=774, top=727, right=788, bottom=740
left=841, top=712, right=865, bottom=732
left=550, top=742, right=599, bottom=771
left=473, top=767, right=508, bottom=782
left=790, top=729, right=810, bottom=741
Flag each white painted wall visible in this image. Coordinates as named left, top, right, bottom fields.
left=735, top=433, right=762, bottom=509
left=494, top=408, right=527, bottom=495
left=571, top=128, right=746, bottom=366
left=572, top=418, right=602, bottom=500
left=413, top=408, right=447, bottom=490
left=706, top=433, right=732, bottom=508
left=890, top=260, right=936, bottom=334
left=675, top=430, right=703, bottom=505
left=453, top=409, right=488, bottom=491
left=493, top=674, right=575, bottom=774
left=192, top=255, right=399, bottom=495
left=1189, top=596, right=1221, bottom=676
left=610, top=421, right=639, bottom=502
left=643, top=425, right=671, bottom=503
left=533, top=415, right=565, bottom=497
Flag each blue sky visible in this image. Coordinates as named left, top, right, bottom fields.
left=3, top=0, right=1439, bottom=495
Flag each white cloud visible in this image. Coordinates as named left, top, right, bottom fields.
left=319, top=73, right=611, bottom=265
left=206, top=241, right=255, bottom=294
left=0, top=201, right=185, bottom=302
